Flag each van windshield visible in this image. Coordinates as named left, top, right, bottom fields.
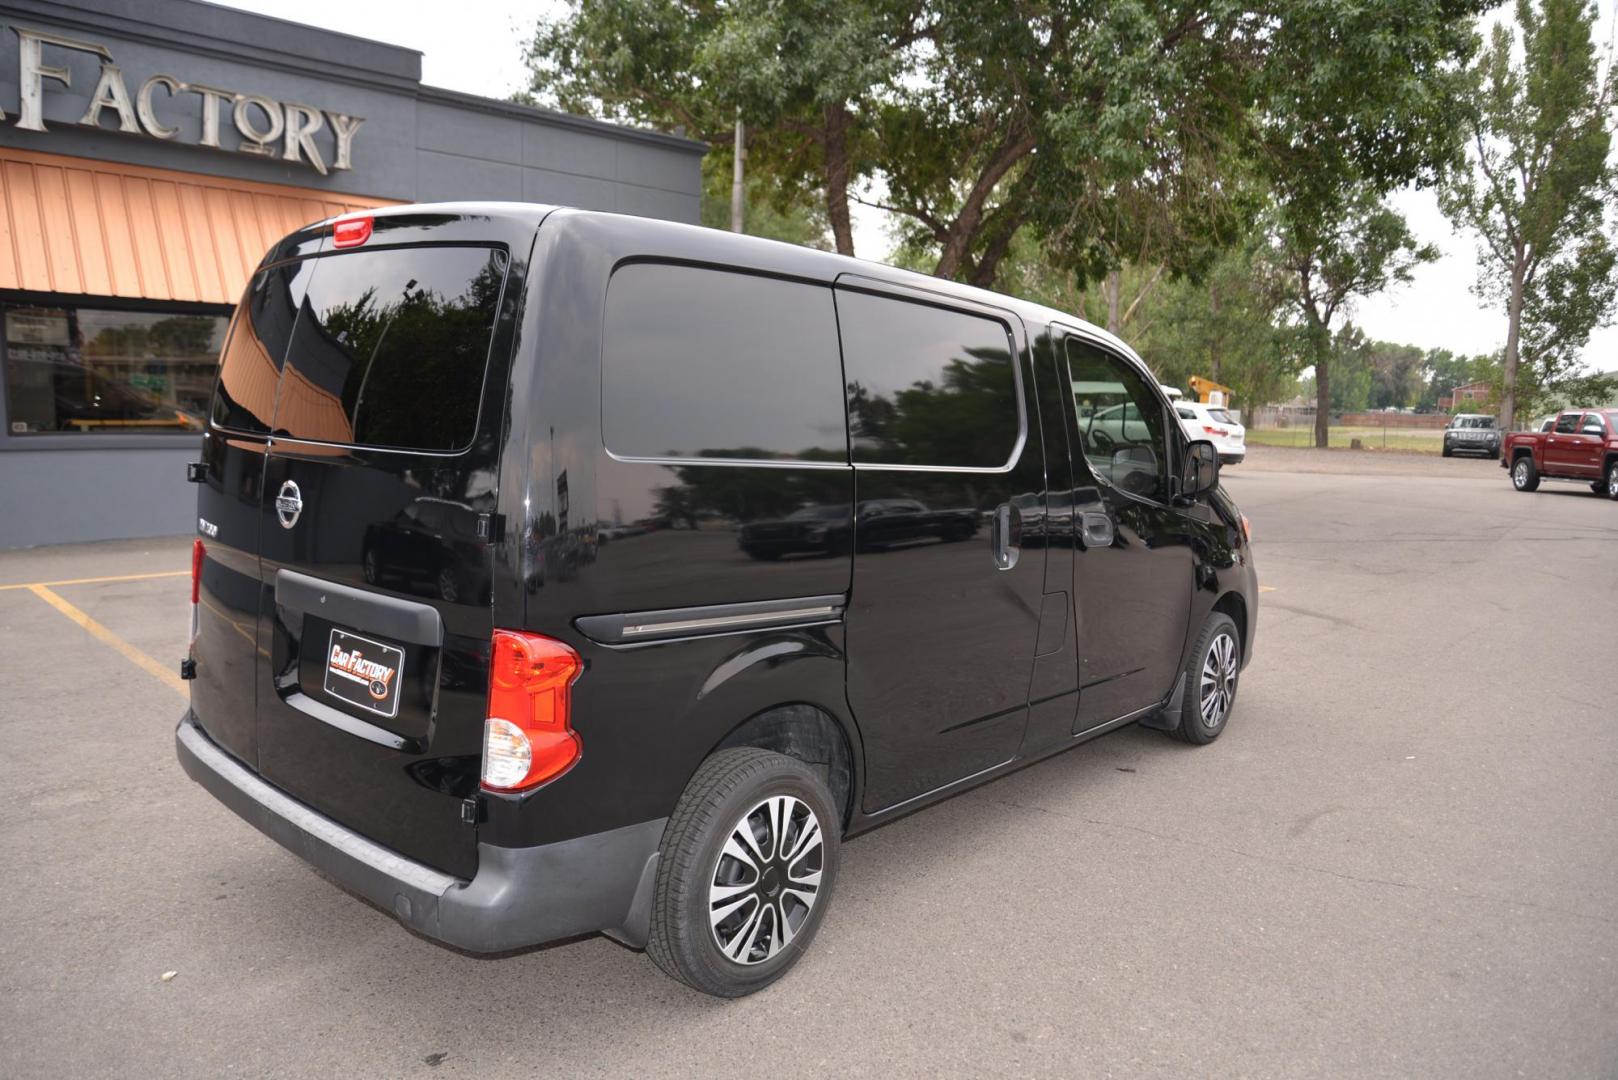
left=267, top=245, right=507, bottom=451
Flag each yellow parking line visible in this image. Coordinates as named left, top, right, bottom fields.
left=27, top=584, right=187, bottom=699
left=1259, top=585, right=1278, bottom=593
left=0, top=569, right=188, bottom=592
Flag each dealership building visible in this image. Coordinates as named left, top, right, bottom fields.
left=0, top=0, right=704, bottom=548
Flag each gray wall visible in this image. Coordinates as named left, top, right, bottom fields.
left=0, top=0, right=704, bottom=218
left=0, top=0, right=705, bottom=549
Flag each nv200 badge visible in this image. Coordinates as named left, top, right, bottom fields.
left=324, top=628, right=404, bottom=719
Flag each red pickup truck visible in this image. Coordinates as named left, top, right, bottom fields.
left=1502, top=408, right=1618, bottom=499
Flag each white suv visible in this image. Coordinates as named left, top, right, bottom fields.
left=1176, top=401, right=1246, bottom=465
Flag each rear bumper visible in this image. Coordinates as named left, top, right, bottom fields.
left=175, top=712, right=665, bottom=952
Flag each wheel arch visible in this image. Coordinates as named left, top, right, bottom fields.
left=711, top=703, right=859, bottom=833
left=1212, top=590, right=1249, bottom=661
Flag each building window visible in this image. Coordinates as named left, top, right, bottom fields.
left=3, top=302, right=228, bottom=435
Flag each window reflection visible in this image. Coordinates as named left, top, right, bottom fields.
left=1066, top=340, right=1168, bottom=500
left=836, top=290, right=1020, bottom=469
left=275, top=246, right=505, bottom=451
left=4, top=304, right=225, bottom=434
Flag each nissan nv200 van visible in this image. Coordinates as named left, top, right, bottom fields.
left=176, top=203, right=1257, bottom=997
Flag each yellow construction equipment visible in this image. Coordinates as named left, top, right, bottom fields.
left=1188, top=375, right=1233, bottom=406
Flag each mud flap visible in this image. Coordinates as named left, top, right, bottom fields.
left=1135, top=672, right=1185, bottom=731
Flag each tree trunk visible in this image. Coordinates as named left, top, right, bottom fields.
left=1501, top=260, right=1525, bottom=430
left=1105, top=270, right=1122, bottom=335
left=823, top=103, right=855, bottom=257
left=1305, top=310, right=1330, bottom=449
left=730, top=112, right=745, bottom=234
left=931, top=130, right=1037, bottom=280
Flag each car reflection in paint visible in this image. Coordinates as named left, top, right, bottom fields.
left=738, top=499, right=976, bottom=561
left=361, top=496, right=491, bottom=604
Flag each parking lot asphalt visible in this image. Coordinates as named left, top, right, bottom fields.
left=2, top=448, right=1615, bottom=1079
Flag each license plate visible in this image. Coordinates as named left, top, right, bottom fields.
left=324, top=628, right=404, bottom=719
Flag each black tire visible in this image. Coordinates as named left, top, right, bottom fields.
left=1592, top=480, right=1606, bottom=495
left=1510, top=454, right=1540, bottom=492
left=647, top=748, right=840, bottom=997
left=1168, top=612, right=1241, bottom=745
left=1605, top=459, right=1618, bottom=501
left=1441, top=444, right=1452, bottom=458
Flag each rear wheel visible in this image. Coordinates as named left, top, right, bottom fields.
left=1511, top=455, right=1540, bottom=492
left=648, top=748, right=839, bottom=997
left=1606, top=460, right=1618, bottom=501
left=1168, top=612, right=1241, bottom=745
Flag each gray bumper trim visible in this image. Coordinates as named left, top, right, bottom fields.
left=176, top=712, right=666, bottom=952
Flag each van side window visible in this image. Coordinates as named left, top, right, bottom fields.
left=836, top=289, right=1020, bottom=468
left=601, top=264, right=847, bottom=462
left=274, top=246, right=506, bottom=451
left=210, top=263, right=306, bottom=434
left=1066, top=339, right=1170, bottom=501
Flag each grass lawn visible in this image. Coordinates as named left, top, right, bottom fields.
left=1246, top=426, right=1448, bottom=453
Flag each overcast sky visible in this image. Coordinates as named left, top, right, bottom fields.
left=217, top=0, right=1617, bottom=369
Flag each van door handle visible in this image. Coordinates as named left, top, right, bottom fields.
left=992, top=503, right=1021, bottom=570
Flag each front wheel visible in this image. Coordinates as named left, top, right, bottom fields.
left=1168, top=612, right=1241, bottom=745
left=1605, top=460, right=1618, bottom=501
left=647, top=748, right=840, bottom=997
left=1511, top=455, right=1540, bottom=492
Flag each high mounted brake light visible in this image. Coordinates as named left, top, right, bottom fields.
left=332, top=216, right=373, bottom=248
left=481, top=630, right=583, bottom=793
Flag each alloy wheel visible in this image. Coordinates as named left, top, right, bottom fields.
left=1514, top=460, right=1530, bottom=488
left=1609, top=463, right=1618, bottom=498
left=708, top=795, right=824, bottom=965
left=1199, top=631, right=1238, bottom=729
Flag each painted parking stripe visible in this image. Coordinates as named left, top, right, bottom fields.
left=0, top=569, right=189, bottom=592
left=27, top=584, right=187, bottom=698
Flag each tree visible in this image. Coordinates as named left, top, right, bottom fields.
left=1440, top=0, right=1618, bottom=431
left=1268, top=194, right=1438, bottom=446
left=522, top=0, right=1485, bottom=290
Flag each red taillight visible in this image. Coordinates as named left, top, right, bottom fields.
left=189, top=538, right=205, bottom=646
left=1203, top=425, right=1228, bottom=437
left=481, top=630, right=583, bottom=792
left=191, top=538, right=205, bottom=605
left=332, top=216, right=372, bottom=248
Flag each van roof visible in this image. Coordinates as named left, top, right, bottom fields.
left=294, top=201, right=1142, bottom=366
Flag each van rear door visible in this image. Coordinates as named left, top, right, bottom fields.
left=252, top=226, right=520, bottom=881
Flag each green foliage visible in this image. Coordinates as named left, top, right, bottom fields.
left=1266, top=192, right=1439, bottom=442
left=521, top=0, right=1485, bottom=290
left=1439, top=0, right=1618, bottom=429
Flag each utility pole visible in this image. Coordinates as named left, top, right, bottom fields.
left=730, top=110, right=745, bottom=234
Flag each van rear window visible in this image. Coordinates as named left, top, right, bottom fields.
left=273, top=245, right=507, bottom=451
left=210, top=262, right=308, bottom=434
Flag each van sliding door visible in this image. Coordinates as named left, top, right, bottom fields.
left=834, top=279, right=1047, bottom=812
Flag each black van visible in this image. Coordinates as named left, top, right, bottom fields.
left=176, top=203, right=1257, bottom=997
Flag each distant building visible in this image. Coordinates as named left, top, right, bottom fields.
left=1446, top=381, right=1493, bottom=410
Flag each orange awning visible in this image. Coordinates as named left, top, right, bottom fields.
left=0, top=146, right=394, bottom=305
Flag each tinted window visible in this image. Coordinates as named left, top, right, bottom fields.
left=1554, top=413, right=1580, bottom=434
left=837, top=289, right=1020, bottom=468
left=273, top=246, right=506, bottom=451
left=601, top=264, right=847, bottom=462
left=1580, top=413, right=1606, bottom=434
left=211, top=262, right=309, bottom=433
left=1067, top=339, right=1170, bottom=500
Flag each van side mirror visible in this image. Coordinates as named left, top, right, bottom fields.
left=1182, top=440, right=1219, bottom=499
